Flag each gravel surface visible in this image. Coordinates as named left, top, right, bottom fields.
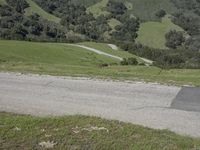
left=108, top=44, right=118, bottom=50
left=69, top=44, right=123, bottom=60
left=1, top=72, right=200, bottom=137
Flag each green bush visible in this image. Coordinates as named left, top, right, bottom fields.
left=120, top=58, right=138, bottom=66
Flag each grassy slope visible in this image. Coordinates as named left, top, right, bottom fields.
left=125, top=0, right=177, bottom=21
left=0, top=0, right=6, bottom=5
left=25, top=0, right=61, bottom=23
left=0, top=40, right=200, bottom=86
left=72, top=0, right=101, bottom=7
left=136, top=16, right=185, bottom=49
left=108, top=18, right=121, bottom=30
left=87, top=0, right=177, bottom=21
left=87, top=0, right=183, bottom=49
left=79, top=42, right=141, bottom=60
left=1, top=112, right=200, bottom=150
left=87, top=0, right=110, bottom=17
left=0, top=40, right=119, bottom=67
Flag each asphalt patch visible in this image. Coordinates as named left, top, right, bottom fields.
left=171, top=87, right=200, bottom=112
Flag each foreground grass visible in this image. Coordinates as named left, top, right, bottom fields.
left=0, top=40, right=200, bottom=86
left=136, top=16, right=185, bottom=49
left=25, top=0, right=61, bottom=23
left=0, top=112, right=200, bottom=150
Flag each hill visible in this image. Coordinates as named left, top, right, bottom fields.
left=87, top=0, right=177, bottom=21
left=136, top=15, right=185, bottom=49
left=125, top=0, right=177, bottom=21
left=0, top=40, right=122, bottom=68
left=0, top=0, right=6, bottom=5
left=0, top=40, right=200, bottom=86
left=0, top=0, right=200, bottom=68
left=86, top=0, right=187, bottom=49
left=87, top=0, right=109, bottom=17
left=80, top=42, right=138, bottom=59
left=25, top=0, right=60, bottom=23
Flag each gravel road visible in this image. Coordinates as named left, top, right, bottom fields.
left=1, top=72, right=200, bottom=137
left=69, top=44, right=123, bottom=61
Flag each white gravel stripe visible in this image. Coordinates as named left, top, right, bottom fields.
left=69, top=44, right=123, bottom=61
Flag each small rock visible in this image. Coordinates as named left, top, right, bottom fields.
left=39, top=141, right=56, bottom=149
left=13, top=127, right=21, bottom=131
left=41, top=129, right=45, bottom=132
left=72, top=126, right=80, bottom=134
left=45, top=134, right=52, bottom=138
left=82, top=126, right=109, bottom=132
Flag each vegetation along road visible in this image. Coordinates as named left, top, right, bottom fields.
left=1, top=72, right=200, bottom=137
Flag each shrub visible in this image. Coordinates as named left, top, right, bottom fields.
left=165, top=30, right=185, bottom=49
left=120, top=58, right=138, bottom=66
left=155, top=9, right=166, bottom=18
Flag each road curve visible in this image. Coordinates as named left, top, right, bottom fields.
left=69, top=44, right=123, bottom=61
left=0, top=72, right=200, bottom=137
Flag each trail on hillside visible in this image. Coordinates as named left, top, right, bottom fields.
left=71, top=44, right=153, bottom=64
left=69, top=44, right=123, bottom=61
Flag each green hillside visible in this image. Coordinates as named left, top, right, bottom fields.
left=0, top=40, right=119, bottom=68
left=87, top=0, right=177, bottom=21
left=0, top=0, right=6, bottom=5
left=87, top=0, right=110, bottom=17
left=0, top=40, right=200, bottom=86
left=125, top=0, right=177, bottom=21
left=72, top=0, right=101, bottom=7
left=25, top=0, right=61, bottom=23
left=108, top=18, right=121, bottom=30
left=80, top=42, right=141, bottom=60
left=136, top=15, right=185, bottom=49
left=86, top=0, right=184, bottom=49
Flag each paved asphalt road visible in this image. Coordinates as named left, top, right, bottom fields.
left=0, top=72, right=200, bottom=137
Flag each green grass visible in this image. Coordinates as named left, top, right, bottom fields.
left=72, top=0, right=102, bottom=7
left=0, top=40, right=200, bottom=86
left=0, top=40, right=119, bottom=67
left=125, top=0, right=177, bottom=21
left=136, top=15, right=185, bottom=49
left=1, top=112, right=200, bottom=150
left=25, top=0, right=61, bottom=23
left=79, top=42, right=142, bottom=61
left=108, top=18, right=121, bottom=31
left=87, top=0, right=110, bottom=17
left=124, top=1, right=133, bottom=10
left=0, top=0, right=6, bottom=5
left=87, top=0, right=177, bottom=21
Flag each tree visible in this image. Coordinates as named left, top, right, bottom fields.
left=112, top=17, right=140, bottom=42
left=6, top=0, right=29, bottom=13
left=155, top=9, right=166, bottom=18
left=165, top=30, right=185, bottom=49
left=120, top=58, right=138, bottom=65
left=11, top=23, right=28, bottom=39
left=107, top=0, right=127, bottom=16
